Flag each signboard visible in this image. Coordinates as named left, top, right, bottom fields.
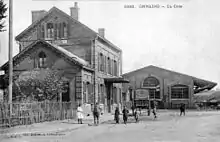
left=135, top=89, right=149, bottom=100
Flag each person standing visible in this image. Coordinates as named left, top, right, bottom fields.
left=77, top=104, right=84, bottom=124
left=180, top=103, right=186, bottom=116
left=114, top=106, right=120, bottom=124
left=93, top=103, right=100, bottom=125
left=122, top=106, right=129, bottom=124
left=134, top=108, right=139, bottom=123
left=152, top=101, right=157, bottom=119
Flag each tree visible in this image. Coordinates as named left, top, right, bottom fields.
left=4, top=69, right=69, bottom=102
left=0, top=0, right=7, bottom=32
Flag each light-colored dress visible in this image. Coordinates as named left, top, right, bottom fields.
left=77, top=106, right=84, bottom=119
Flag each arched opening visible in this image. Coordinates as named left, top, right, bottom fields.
left=62, top=82, right=70, bottom=102
left=38, top=51, right=46, bottom=68
left=142, top=76, right=160, bottom=99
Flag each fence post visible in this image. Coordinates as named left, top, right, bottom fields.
left=59, top=92, right=62, bottom=120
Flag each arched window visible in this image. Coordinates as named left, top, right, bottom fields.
left=171, top=84, right=189, bottom=99
left=38, top=51, right=46, bottom=68
left=143, top=76, right=160, bottom=88
left=143, top=76, right=160, bottom=99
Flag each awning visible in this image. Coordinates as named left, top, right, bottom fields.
left=104, top=77, right=129, bottom=83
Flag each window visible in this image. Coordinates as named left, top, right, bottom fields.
left=171, top=85, right=189, bottom=99
left=56, top=23, right=60, bottom=39
left=119, top=88, right=121, bottom=103
left=114, top=60, right=117, bottom=76
left=46, top=23, right=54, bottom=39
left=38, top=51, right=46, bottom=68
left=54, top=23, right=57, bottom=39
left=98, top=84, right=104, bottom=104
left=111, top=59, right=114, bottom=75
left=100, top=84, right=105, bottom=104
left=108, top=57, right=111, bottom=74
left=83, top=82, right=89, bottom=103
left=98, top=53, right=104, bottom=72
left=63, top=23, right=68, bottom=38
left=104, top=56, right=106, bottom=73
left=149, top=88, right=160, bottom=99
left=143, top=77, right=160, bottom=88
left=41, top=25, right=45, bottom=39
left=143, top=77, right=160, bottom=99
left=44, top=22, right=68, bottom=39
left=113, top=87, right=117, bottom=104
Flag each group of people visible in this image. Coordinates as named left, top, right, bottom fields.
left=77, top=102, right=186, bottom=125
left=114, top=106, right=131, bottom=124
left=76, top=103, right=101, bottom=125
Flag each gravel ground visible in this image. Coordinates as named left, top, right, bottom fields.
left=1, top=111, right=220, bottom=142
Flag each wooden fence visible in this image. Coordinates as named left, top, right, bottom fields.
left=0, top=101, right=76, bottom=128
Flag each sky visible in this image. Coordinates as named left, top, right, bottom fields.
left=0, top=0, right=220, bottom=88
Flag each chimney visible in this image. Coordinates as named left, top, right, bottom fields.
left=32, top=10, right=47, bottom=23
left=98, top=28, right=105, bottom=38
left=70, top=2, right=79, bottom=20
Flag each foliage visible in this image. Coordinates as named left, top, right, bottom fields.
left=0, top=0, right=7, bottom=32
left=4, top=69, right=68, bottom=102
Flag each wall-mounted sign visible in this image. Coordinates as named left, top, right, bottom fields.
left=135, top=89, right=149, bottom=99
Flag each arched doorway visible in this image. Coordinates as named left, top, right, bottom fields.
left=142, top=76, right=162, bottom=108
left=142, top=76, right=160, bottom=99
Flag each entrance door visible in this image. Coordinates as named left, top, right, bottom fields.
left=106, top=84, right=112, bottom=113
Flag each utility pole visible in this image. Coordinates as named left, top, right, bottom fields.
left=8, top=0, right=13, bottom=127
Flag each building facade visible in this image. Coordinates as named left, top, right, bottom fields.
left=1, top=2, right=126, bottom=113
left=122, top=65, right=217, bottom=109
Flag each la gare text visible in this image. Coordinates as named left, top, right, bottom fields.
left=124, top=4, right=183, bottom=9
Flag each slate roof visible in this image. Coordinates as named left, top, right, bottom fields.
left=0, top=40, right=92, bottom=71
left=122, top=65, right=217, bottom=92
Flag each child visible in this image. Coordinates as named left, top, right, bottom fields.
left=77, top=104, right=84, bottom=124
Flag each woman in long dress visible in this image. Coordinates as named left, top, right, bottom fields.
left=77, top=104, right=84, bottom=124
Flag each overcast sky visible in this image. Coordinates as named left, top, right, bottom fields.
left=0, top=0, right=220, bottom=88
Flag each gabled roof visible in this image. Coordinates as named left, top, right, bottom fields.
left=122, top=65, right=217, bottom=91
left=0, top=40, right=93, bottom=71
left=15, top=6, right=121, bottom=52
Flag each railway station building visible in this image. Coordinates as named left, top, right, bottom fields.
left=122, top=65, right=217, bottom=109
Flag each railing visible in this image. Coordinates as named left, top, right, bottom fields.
left=0, top=101, right=76, bottom=128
